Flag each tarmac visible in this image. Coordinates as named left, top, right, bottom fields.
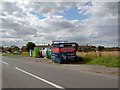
left=34, top=57, right=119, bottom=77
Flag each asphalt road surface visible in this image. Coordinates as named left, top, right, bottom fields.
left=1, top=56, right=118, bottom=88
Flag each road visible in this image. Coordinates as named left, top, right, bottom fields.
left=1, top=56, right=118, bottom=88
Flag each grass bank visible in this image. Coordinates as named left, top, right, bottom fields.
left=2, top=52, right=29, bottom=56
left=76, top=51, right=119, bottom=68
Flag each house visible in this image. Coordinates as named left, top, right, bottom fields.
left=78, top=45, right=96, bottom=52
left=21, top=45, right=50, bottom=52
left=35, top=45, right=50, bottom=49
left=106, top=47, right=120, bottom=51
left=10, top=45, right=20, bottom=53
left=21, top=46, right=27, bottom=52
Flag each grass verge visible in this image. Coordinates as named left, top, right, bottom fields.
left=2, top=52, right=29, bottom=57
left=77, top=51, right=119, bottom=68
left=86, top=56, right=119, bottom=68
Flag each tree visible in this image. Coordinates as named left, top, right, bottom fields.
left=97, top=46, right=105, bottom=51
left=26, top=42, right=36, bottom=51
left=8, top=48, right=12, bottom=53
left=0, top=46, right=4, bottom=52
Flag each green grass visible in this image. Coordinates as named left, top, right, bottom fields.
left=82, top=56, right=119, bottom=68
left=76, top=51, right=119, bottom=68
left=2, top=52, right=29, bottom=57
left=2, top=53, right=15, bottom=56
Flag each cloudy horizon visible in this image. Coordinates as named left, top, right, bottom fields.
left=0, top=1, right=118, bottom=48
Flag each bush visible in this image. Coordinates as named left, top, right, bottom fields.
left=75, top=56, right=83, bottom=62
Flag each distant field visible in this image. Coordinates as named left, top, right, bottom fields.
left=76, top=51, right=119, bottom=68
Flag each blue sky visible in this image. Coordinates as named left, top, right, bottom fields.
left=29, top=11, right=45, bottom=19
left=59, top=2, right=92, bottom=21
left=30, top=7, right=90, bottom=21
left=58, top=6, right=90, bottom=20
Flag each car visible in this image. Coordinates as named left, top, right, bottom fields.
left=13, top=51, right=20, bottom=55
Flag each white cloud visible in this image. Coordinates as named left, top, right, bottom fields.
left=0, top=1, right=118, bottom=47
left=81, top=2, right=118, bottom=46
left=27, top=2, right=77, bottom=17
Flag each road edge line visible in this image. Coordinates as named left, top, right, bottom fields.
left=2, top=61, right=8, bottom=65
left=15, top=67, right=65, bottom=89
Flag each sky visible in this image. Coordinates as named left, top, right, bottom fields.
left=0, top=0, right=119, bottom=48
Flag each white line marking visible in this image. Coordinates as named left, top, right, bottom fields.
left=15, top=67, right=64, bottom=89
left=2, top=61, right=8, bottom=65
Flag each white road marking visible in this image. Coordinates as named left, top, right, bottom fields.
left=2, top=61, right=8, bottom=65
left=15, top=67, right=64, bottom=89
